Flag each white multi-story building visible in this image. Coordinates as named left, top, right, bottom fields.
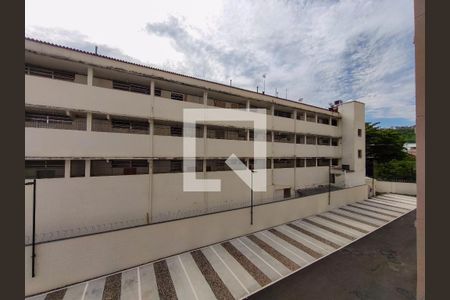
left=25, top=37, right=366, bottom=244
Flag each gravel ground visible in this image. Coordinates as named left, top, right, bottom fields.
left=221, top=242, right=271, bottom=286
left=268, top=229, right=322, bottom=259
left=102, top=273, right=121, bottom=300
left=154, top=260, right=177, bottom=300
left=191, top=249, right=234, bottom=300
left=247, top=235, right=299, bottom=271
left=286, top=223, right=340, bottom=249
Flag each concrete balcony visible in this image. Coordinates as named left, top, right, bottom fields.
left=25, top=127, right=151, bottom=158
left=272, top=116, right=295, bottom=132
left=153, top=96, right=204, bottom=123
left=25, top=75, right=152, bottom=118
left=296, top=120, right=341, bottom=137
left=295, top=144, right=342, bottom=158
left=206, top=139, right=252, bottom=158
left=153, top=135, right=204, bottom=158
left=273, top=142, right=295, bottom=157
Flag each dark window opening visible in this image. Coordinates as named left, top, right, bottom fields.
left=306, top=135, right=317, bottom=145
left=296, top=135, right=305, bottom=144
left=154, top=88, right=162, bottom=96
left=171, top=92, right=184, bottom=101
left=274, top=132, right=295, bottom=143
left=25, top=109, right=86, bottom=131
left=306, top=112, right=316, bottom=122
left=273, top=159, right=295, bottom=169
left=92, top=115, right=149, bottom=134
left=284, top=188, right=291, bottom=199
left=358, top=128, right=362, bottom=137
left=358, top=149, right=362, bottom=158
left=317, top=158, right=331, bottom=167
left=331, top=118, right=338, bottom=126
left=206, top=159, right=229, bottom=172
left=25, top=160, right=65, bottom=179
left=317, top=137, right=331, bottom=146
left=91, top=160, right=149, bottom=176
left=332, top=158, right=339, bottom=166
left=207, top=126, right=247, bottom=141
left=306, top=158, right=317, bottom=167
left=70, top=160, right=85, bottom=177
left=274, top=110, right=292, bottom=119
left=296, top=158, right=305, bottom=167
left=25, top=64, right=75, bottom=81
left=296, top=111, right=305, bottom=120
left=331, top=138, right=339, bottom=146
left=248, top=158, right=272, bottom=170
left=317, top=115, right=330, bottom=125
left=112, top=80, right=150, bottom=94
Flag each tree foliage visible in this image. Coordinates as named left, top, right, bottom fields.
left=365, top=122, right=416, bottom=182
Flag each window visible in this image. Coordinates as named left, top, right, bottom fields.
left=274, top=110, right=292, bottom=119
left=306, top=135, right=316, bottom=145
left=25, top=108, right=86, bottom=131
left=183, top=160, right=203, bottom=173
left=207, top=126, right=246, bottom=140
left=358, top=149, right=362, bottom=158
left=331, top=118, right=338, bottom=126
left=296, top=135, right=305, bottom=144
left=153, top=122, right=187, bottom=137
left=248, top=129, right=268, bottom=141
left=25, top=160, right=65, bottom=179
left=70, top=160, right=85, bottom=177
left=171, top=92, right=184, bottom=101
left=331, top=138, right=339, bottom=146
left=306, top=112, right=316, bottom=122
left=25, top=64, right=75, bottom=81
left=317, top=158, right=331, bottom=166
left=317, top=115, right=330, bottom=125
left=342, top=164, right=350, bottom=171
left=154, top=88, right=162, bottom=97
left=112, top=80, right=150, bottom=94
left=273, top=159, right=295, bottom=169
left=317, top=137, right=331, bottom=146
left=296, top=158, right=305, bottom=167
left=357, top=129, right=362, bottom=137
left=92, top=115, right=149, bottom=134
left=91, top=160, right=149, bottom=176
left=306, top=158, right=316, bottom=167
left=248, top=158, right=271, bottom=170
left=296, top=111, right=305, bottom=120
left=331, top=158, right=339, bottom=166
left=206, top=159, right=229, bottom=172
left=284, top=188, right=291, bottom=199
left=274, top=132, right=295, bottom=143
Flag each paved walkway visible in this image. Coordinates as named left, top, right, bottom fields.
left=27, top=193, right=417, bottom=300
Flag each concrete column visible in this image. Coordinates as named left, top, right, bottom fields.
left=85, top=160, right=91, bottom=177
left=87, top=67, right=93, bottom=86
left=203, top=91, right=208, bottom=106
left=246, top=100, right=250, bottom=111
left=86, top=112, right=92, bottom=131
left=150, top=80, right=155, bottom=96
left=64, top=160, right=71, bottom=178
left=148, top=159, right=153, bottom=224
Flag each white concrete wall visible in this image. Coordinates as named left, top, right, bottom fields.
left=26, top=128, right=152, bottom=158
left=25, top=175, right=150, bottom=244
left=25, top=184, right=368, bottom=296
left=376, top=180, right=417, bottom=196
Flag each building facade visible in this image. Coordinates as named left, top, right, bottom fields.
left=25, top=38, right=366, bottom=244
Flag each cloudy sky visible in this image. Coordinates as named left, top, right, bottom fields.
left=25, top=0, right=415, bottom=127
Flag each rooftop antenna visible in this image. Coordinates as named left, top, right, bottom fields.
left=230, top=79, right=232, bottom=86
left=262, top=74, right=266, bottom=93
left=285, top=88, right=288, bottom=99
left=94, top=46, right=98, bottom=55
left=256, top=85, right=259, bottom=93
left=275, top=88, right=278, bottom=97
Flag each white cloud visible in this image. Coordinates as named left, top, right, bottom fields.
left=25, top=0, right=415, bottom=125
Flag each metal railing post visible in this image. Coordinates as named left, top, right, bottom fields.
left=32, top=178, right=37, bottom=277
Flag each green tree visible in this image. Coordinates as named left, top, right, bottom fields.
left=366, top=122, right=416, bottom=182
left=366, top=122, right=407, bottom=163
